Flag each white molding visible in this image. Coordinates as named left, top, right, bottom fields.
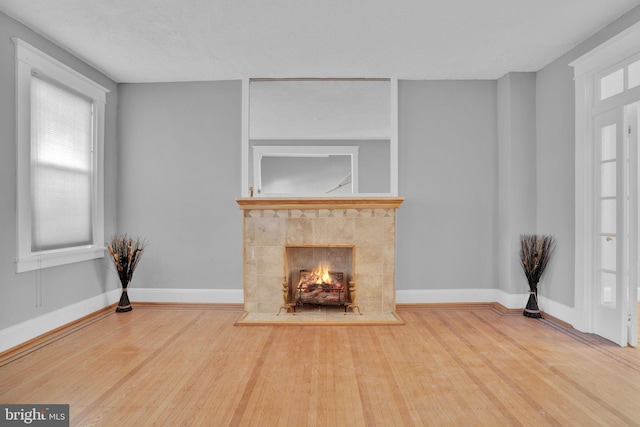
left=570, top=21, right=640, bottom=75
left=395, top=289, right=583, bottom=329
left=571, top=20, right=640, bottom=340
left=15, top=247, right=106, bottom=273
left=0, top=288, right=120, bottom=353
left=241, top=78, right=250, bottom=196
left=13, top=37, right=108, bottom=273
left=396, top=288, right=526, bottom=308
left=538, top=295, right=587, bottom=332
left=128, top=288, right=244, bottom=304
left=390, top=77, right=399, bottom=196
left=2, top=287, right=587, bottom=353
left=0, top=288, right=244, bottom=353
left=13, top=38, right=109, bottom=102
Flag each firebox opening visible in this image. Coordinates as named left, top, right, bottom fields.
left=285, top=246, right=354, bottom=312
left=297, top=268, right=346, bottom=307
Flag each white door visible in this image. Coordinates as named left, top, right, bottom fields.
left=593, top=105, right=639, bottom=347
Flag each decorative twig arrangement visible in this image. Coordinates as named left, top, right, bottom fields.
left=107, top=235, right=147, bottom=312
left=519, top=234, right=555, bottom=318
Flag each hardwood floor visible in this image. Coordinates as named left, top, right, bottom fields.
left=1, top=304, right=640, bottom=426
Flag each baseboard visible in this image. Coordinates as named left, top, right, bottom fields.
left=537, top=295, right=582, bottom=331
left=395, top=288, right=578, bottom=328
left=0, top=288, right=121, bottom=354
left=128, top=288, right=244, bottom=304
left=1, top=287, right=579, bottom=354
left=395, top=288, right=527, bottom=309
left=0, top=288, right=243, bottom=354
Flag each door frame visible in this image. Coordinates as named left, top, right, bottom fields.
left=571, top=21, right=640, bottom=345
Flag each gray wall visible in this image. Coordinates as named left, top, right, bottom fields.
left=119, top=80, right=498, bottom=296
left=536, top=6, right=640, bottom=307
left=117, top=82, right=242, bottom=290
left=396, top=81, right=498, bottom=291
left=0, top=12, right=118, bottom=330
left=497, top=73, right=537, bottom=295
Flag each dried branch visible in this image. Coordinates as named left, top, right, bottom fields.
left=519, top=234, right=555, bottom=291
left=107, top=234, right=147, bottom=288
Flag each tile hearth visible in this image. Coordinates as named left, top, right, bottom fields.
left=236, top=197, right=404, bottom=324
left=237, top=307, right=403, bottom=325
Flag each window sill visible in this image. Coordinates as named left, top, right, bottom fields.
left=15, top=246, right=106, bottom=273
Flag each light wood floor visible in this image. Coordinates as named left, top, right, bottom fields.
left=2, top=304, right=640, bottom=426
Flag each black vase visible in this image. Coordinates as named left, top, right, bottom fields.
left=116, top=285, right=132, bottom=312
left=523, top=289, right=541, bottom=318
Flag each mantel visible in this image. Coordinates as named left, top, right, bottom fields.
left=236, top=196, right=404, bottom=210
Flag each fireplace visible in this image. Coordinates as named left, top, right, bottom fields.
left=236, top=197, right=403, bottom=322
left=281, top=246, right=357, bottom=313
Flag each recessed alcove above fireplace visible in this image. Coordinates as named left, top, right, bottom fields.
left=236, top=197, right=404, bottom=324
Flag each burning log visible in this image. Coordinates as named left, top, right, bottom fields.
left=296, top=265, right=347, bottom=307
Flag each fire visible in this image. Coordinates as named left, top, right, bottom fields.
left=297, top=263, right=343, bottom=290
left=312, top=263, right=332, bottom=284
left=296, top=262, right=345, bottom=309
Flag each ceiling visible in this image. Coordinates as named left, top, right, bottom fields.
left=1, top=0, right=639, bottom=83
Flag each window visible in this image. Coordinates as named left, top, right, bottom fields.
left=597, top=54, right=640, bottom=102
left=14, top=38, right=108, bottom=272
left=600, top=68, right=624, bottom=100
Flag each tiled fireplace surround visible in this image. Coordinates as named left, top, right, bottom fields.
left=236, top=197, right=404, bottom=322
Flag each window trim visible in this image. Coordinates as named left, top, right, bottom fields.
left=13, top=38, right=109, bottom=273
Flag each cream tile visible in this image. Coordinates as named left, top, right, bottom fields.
left=354, top=217, right=387, bottom=246
left=285, top=218, right=314, bottom=244
left=325, top=217, right=355, bottom=244
left=311, top=218, right=328, bottom=245
left=345, top=209, right=361, bottom=218
left=254, top=274, right=285, bottom=303
left=244, top=217, right=256, bottom=245
left=290, top=246, right=315, bottom=268
left=356, top=273, right=383, bottom=301
left=255, top=246, right=285, bottom=276
left=326, top=247, right=353, bottom=270
left=255, top=217, right=286, bottom=246
left=241, top=202, right=400, bottom=322
left=355, top=246, right=384, bottom=274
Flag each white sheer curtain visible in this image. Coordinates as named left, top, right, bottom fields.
left=30, top=75, right=93, bottom=251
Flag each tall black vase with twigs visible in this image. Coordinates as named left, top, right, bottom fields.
left=107, top=235, right=147, bottom=313
left=519, top=234, right=555, bottom=318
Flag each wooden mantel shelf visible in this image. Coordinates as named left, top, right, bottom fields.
left=236, top=196, right=404, bottom=210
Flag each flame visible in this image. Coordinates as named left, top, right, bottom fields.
left=312, top=263, right=332, bottom=284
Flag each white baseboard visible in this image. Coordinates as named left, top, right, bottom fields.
left=0, top=288, right=243, bottom=354
left=396, top=288, right=527, bottom=309
left=128, top=288, right=244, bottom=304
left=0, top=288, right=121, bottom=354
left=2, top=287, right=581, bottom=354
left=538, top=295, right=584, bottom=331
left=395, top=288, right=580, bottom=328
